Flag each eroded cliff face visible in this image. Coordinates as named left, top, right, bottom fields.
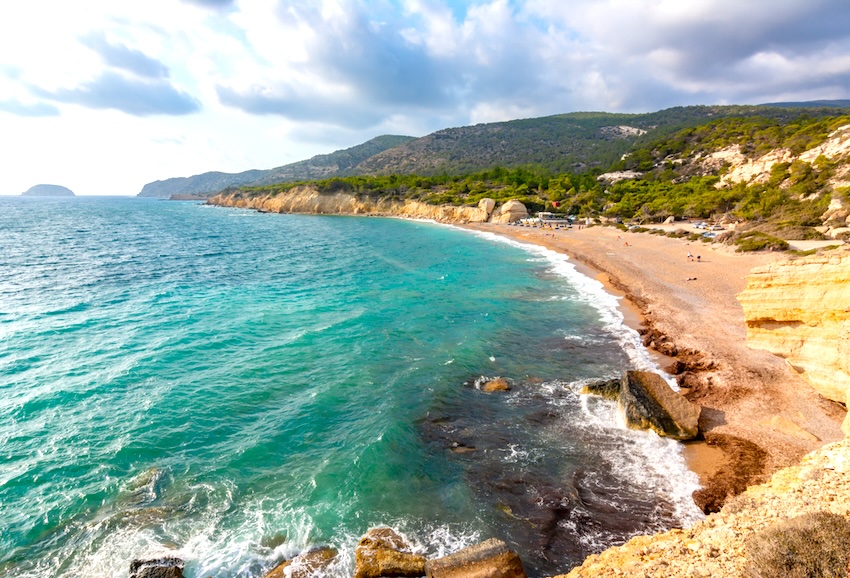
left=737, top=248, right=850, bottom=433
left=207, top=186, right=528, bottom=223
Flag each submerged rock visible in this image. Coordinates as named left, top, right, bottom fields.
left=619, top=370, right=700, bottom=440
left=481, top=377, right=511, bottom=392
left=264, top=547, right=338, bottom=578
left=129, top=557, right=183, bottom=578
left=425, top=538, right=527, bottom=578
left=354, top=527, right=426, bottom=578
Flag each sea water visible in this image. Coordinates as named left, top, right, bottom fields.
left=0, top=197, right=702, bottom=578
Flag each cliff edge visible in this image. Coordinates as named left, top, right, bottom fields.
left=207, top=186, right=529, bottom=223
left=737, top=247, right=850, bottom=434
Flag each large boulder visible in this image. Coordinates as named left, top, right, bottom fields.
left=425, top=538, right=526, bottom=578
left=129, top=557, right=184, bottom=578
left=478, top=198, right=496, bottom=217
left=490, top=200, right=528, bottom=223
left=619, top=371, right=700, bottom=440
left=354, top=527, right=426, bottom=578
left=264, top=547, right=338, bottom=578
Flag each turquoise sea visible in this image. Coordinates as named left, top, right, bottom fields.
left=0, top=197, right=702, bottom=578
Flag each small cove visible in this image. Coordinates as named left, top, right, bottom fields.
left=0, top=197, right=702, bottom=578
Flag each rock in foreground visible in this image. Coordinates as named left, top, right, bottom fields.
left=619, top=370, right=700, bottom=440
left=129, top=557, right=183, bottom=578
left=354, top=527, right=426, bottom=578
left=264, top=547, right=338, bottom=578
left=425, top=538, right=526, bottom=578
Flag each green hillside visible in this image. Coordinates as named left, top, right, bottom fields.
left=231, top=107, right=850, bottom=250
left=348, top=105, right=849, bottom=177
left=142, top=104, right=849, bottom=198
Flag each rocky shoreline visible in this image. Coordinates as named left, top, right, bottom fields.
left=557, top=436, right=850, bottom=577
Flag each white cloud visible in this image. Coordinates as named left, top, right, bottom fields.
left=1, top=0, right=849, bottom=195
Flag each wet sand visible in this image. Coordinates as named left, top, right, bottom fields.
left=463, top=222, right=846, bottom=508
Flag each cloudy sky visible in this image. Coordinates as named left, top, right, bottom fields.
left=2, top=0, right=849, bottom=195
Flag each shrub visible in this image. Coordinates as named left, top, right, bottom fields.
left=745, top=511, right=850, bottom=578
left=733, top=231, right=790, bottom=252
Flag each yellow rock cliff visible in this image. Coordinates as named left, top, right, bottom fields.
left=737, top=248, right=850, bottom=433
left=207, top=186, right=527, bottom=224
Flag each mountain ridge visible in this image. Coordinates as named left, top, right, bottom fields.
left=137, top=135, right=414, bottom=198
left=140, top=102, right=850, bottom=199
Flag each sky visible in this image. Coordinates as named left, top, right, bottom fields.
left=2, top=0, right=849, bottom=195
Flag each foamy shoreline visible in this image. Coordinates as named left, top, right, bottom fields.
left=460, top=222, right=846, bottom=502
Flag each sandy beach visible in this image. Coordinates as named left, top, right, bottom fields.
left=464, top=222, right=846, bottom=509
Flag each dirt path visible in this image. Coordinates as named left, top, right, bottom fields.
left=463, top=223, right=846, bottom=507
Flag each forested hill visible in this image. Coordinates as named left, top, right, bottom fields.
left=221, top=108, right=850, bottom=250
left=140, top=103, right=849, bottom=198
left=354, top=105, right=850, bottom=177
left=137, top=135, right=414, bottom=198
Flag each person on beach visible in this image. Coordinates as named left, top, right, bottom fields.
left=687, top=252, right=693, bottom=261
left=697, top=255, right=701, bottom=262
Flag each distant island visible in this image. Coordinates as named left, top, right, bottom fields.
left=21, top=184, right=75, bottom=197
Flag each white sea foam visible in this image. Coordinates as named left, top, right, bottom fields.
left=564, top=377, right=704, bottom=527
left=458, top=228, right=658, bottom=369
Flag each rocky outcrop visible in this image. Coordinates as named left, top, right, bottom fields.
left=208, top=187, right=528, bottom=224
left=596, top=170, right=644, bottom=184
left=580, top=378, right=620, bottom=400
left=354, top=528, right=426, bottom=578
left=705, top=123, right=850, bottom=190
left=478, top=197, right=496, bottom=216
left=556, top=437, right=850, bottom=577
left=425, top=538, right=526, bottom=578
left=490, top=200, right=528, bottom=223
left=582, top=371, right=700, bottom=440
left=619, top=371, right=700, bottom=440
left=481, top=377, right=511, bottom=392
left=737, top=249, right=850, bottom=434
left=129, top=557, right=183, bottom=578
left=264, top=547, right=338, bottom=578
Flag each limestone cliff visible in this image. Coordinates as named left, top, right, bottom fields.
left=737, top=248, right=850, bottom=433
left=706, top=123, right=850, bottom=189
left=207, top=186, right=527, bottom=224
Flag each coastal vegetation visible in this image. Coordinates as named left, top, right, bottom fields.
left=140, top=103, right=849, bottom=199
left=201, top=103, right=850, bottom=252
